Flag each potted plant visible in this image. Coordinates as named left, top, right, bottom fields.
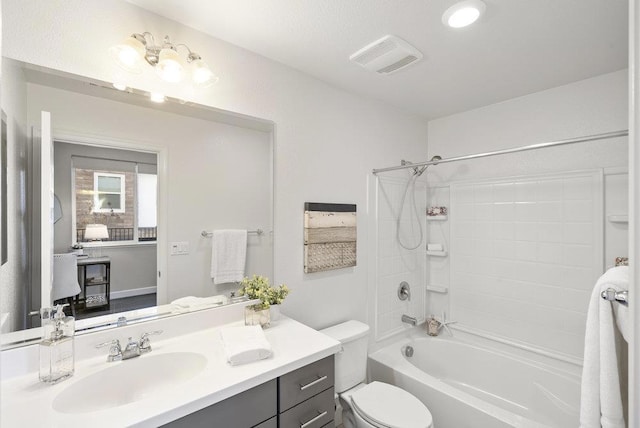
left=238, top=275, right=289, bottom=327
left=265, top=283, right=290, bottom=322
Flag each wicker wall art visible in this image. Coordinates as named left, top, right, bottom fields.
left=303, top=202, right=356, bottom=273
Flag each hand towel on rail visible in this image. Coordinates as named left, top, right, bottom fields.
left=219, top=325, right=273, bottom=366
left=580, top=266, right=628, bottom=428
left=210, top=229, right=247, bottom=284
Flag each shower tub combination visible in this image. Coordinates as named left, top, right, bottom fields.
left=368, top=336, right=581, bottom=427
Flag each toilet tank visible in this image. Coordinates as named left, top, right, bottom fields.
left=320, top=320, right=370, bottom=393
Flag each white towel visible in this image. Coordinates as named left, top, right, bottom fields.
left=219, top=325, right=273, bottom=366
left=171, top=295, right=228, bottom=309
left=580, top=266, right=629, bottom=428
left=210, top=229, right=247, bottom=284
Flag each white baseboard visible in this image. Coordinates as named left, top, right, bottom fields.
left=110, top=286, right=157, bottom=300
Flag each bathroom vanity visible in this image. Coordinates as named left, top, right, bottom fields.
left=0, top=303, right=341, bottom=427
left=165, top=356, right=335, bottom=428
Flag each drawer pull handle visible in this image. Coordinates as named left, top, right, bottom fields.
left=300, top=410, right=328, bottom=428
left=299, top=375, right=328, bottom=391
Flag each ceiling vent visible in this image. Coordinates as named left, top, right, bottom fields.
left=349, top=35, right=423, bottom=75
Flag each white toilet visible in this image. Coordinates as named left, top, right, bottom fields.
left=321, top=320, right=434, bottom=428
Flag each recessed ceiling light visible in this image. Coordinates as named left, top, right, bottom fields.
left=442, top=0, right=486, bottom=28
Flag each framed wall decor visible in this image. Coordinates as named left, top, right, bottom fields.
left=303, top=202, right=356, bottom=273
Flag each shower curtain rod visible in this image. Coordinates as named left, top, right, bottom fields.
left=371, top=129, right=629, bottom=175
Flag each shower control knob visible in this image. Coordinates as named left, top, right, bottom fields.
left=398, top=281, right=411, bottom=301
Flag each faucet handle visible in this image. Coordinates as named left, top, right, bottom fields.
left=96, top=339, right=122, bottom=362
left=125, top=336, right=138, bottom=350
left=139, top=330, right=163, bottom=354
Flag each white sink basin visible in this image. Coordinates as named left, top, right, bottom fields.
left=53, top=352, right=207, bottom=414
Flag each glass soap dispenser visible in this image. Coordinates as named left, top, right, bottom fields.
left=39, top=304, right=75, bottom=384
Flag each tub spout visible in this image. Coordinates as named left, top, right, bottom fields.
left=401, top=314, right=417, bottom=326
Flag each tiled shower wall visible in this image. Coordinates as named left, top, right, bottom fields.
left=375, top=175, right=427, bottom=340
left=437, top=170, right=605, bottom=360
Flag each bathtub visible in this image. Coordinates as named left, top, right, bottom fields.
left=368, top=336, right=581, bottom=428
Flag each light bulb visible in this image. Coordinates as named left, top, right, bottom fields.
left=191, top=59, right=218, bottom=87
left=149, top=92, right=166, bottom=103
left=442, top=0, right=486, bottom=28
left=156, top=48, right=184, bottom=83
left=109, top=36, right=146, bottom=73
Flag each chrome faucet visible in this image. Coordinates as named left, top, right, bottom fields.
left=401, top=314, right=417, bottom=326
left=96, top=330, right=163, bottom=362
left=122, top=337, right=141, bottom=359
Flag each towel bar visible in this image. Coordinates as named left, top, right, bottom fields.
left=601, top=288, right=628, bottom=306
left=201, top=229, right=264, bottom=237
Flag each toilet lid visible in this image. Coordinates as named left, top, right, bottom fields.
left=350, top=381, right=433, bottom=428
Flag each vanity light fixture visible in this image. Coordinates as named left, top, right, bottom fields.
left=109, top=32, right=218, bottom=87
left=442, top=0, right=486, bottom=28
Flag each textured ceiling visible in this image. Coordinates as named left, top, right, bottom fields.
left=127, top=0, right=629, bottom=119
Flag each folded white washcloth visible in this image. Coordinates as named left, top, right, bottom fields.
left=171, top=295, right=228, bottom=309
left=579, top=266, right=628, bottom=428
left=219, top=325, right=273, bottom=366
left=210, top=230, right=247, bottom=285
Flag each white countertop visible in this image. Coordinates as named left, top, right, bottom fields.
left=1, top=316, right=341, bottom=427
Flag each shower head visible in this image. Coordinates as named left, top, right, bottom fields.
left=414, top=156, right=442, bottom=176
left=401, top=156, right=442, bottom=177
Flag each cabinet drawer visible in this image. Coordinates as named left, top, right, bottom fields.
left=162, top=379, right=276, bottom=428
left=254, top=416, right=277, bottom=428
left=279, top=387, right=334, bottom=428
left=279, top=356, right=334, bottom=411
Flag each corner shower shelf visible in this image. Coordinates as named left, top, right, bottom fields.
left=427, top=215, right=447, bottom=221
left=607, top=215, right=628, bottom=223
left=426, top=250, right=447, bottom=257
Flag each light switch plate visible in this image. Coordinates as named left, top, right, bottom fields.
left=170, top=241, right=189, bottom=255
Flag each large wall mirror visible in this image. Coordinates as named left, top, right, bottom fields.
left=0, top=57, right=274, bottom=346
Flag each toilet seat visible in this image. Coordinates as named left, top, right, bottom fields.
left=348, top=381, right=433, bottom=428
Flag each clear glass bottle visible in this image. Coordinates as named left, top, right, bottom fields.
left=39, top=305, right=75, bottom=384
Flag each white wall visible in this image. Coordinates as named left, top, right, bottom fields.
left=2, top=0, right=429, bottom=329
left=426, top=70, right=628, bottom=362
left=0, top=58, right=29, bottom=333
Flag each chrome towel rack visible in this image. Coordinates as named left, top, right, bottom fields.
left=201, top=229, right=264, bottom=237
left=601, top=288, right=628, bottom=306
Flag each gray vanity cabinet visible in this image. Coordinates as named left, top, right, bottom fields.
left=162, top=356, right=335, bottom=428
